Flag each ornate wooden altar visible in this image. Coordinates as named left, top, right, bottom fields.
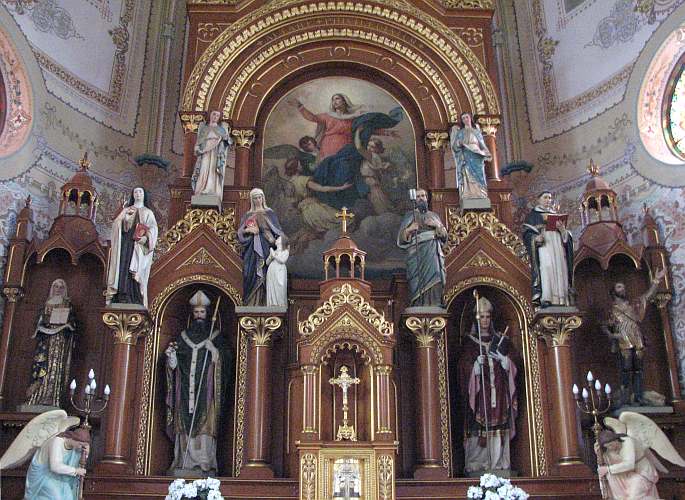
left=1, top=1, right=685, bottom=499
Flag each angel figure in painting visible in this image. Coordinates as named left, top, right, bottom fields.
left=450, top=112, right=492, bottom=204
left=0, top=409, right=89, bottom=500
left=266, top=235, right=289, bottom=307
left=23, top=279, right=76, bottom=411
left=192, top=110, right=232, bottom=203
left=106, top=187, right=158, bottom=308
left=597, top=411, right=685, bottom=499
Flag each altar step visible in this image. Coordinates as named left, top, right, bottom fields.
left=1, top=471, right=684, bottom=499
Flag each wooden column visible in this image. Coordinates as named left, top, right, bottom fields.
left=477, top=116, right=502, bottom=182
left=98, top=308, right=150, bottom=474
left=238, top=313, right=283, bottom=478
left=424, top=131, right=449, bottom=189
left=655, top=293, right=684, bottom=408
left=178, top=112, right=205, bottom=178
left=301, top=364, right=319, bottom=439
left=405, top=314, right=449, bottom=479
left=375, top=364, right=393, bottom=439
left=232, top=128, right=256, bottom=187
left=535, top=310, right=585, bottom=475
left=0, top=198, right=32, bottom=408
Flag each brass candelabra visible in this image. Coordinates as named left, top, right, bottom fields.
left=69, top=369, right=111, bottom=429
left=572, top=370, right=612, bottom=499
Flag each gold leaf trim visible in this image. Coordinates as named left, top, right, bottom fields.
left=441, top=0, right=494, bottom=8
left=405, top=316, right=446, bottom=348
left=234, top=330, right=249, bottom=476
left=178, top=247, right=226, bottom=271
left=377, top=454, right=394, bottom=500
left=298, top=283, right=393, bottom=338
left=102, top=311, right=149, bottom=346
left=445, top=209, right=528, bottom=263
left=463, top=250, right=505, bottom=271
left=301, top=453, right=317, bottom=500
left=437, top=335, right=451, bottom=470
left=239, top=316, right=282, bottom=347
left=155, top=208, right=240, bottom=258
left=535, top=314, right=582, bottom=348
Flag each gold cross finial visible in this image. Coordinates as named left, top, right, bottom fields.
left=336, top=206, right=355, bottom=234
left=79, top=152, right=91, bottom=171
left=587, top=158, right=599, bottom=177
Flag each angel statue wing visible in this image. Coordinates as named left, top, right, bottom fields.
left=0, top=409, right=79, bottom=470
left=603, top=416, right=627, bottom=435
left=620, top=411, right=685, bottom=467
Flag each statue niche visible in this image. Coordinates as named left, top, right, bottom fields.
left=447, top=286, right=530, bottom=477
left=148, top=285, right=236, bottom=477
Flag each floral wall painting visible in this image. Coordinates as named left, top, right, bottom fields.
left=262, top=76, right=417, bottom=279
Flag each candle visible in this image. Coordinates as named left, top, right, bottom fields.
left=104, top=384, right=111, bottom=396
left=572, top=384, right=579, bottom=396
left=582, top=388, right=589, bottom=400
left=88, top=369, right=95, bottom=380
left=586, top=371, right=594, bottom=382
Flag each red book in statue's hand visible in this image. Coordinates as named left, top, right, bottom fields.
left=545, top=213, right=568, bottom=231
left=133, top=223, right=149, bottom=241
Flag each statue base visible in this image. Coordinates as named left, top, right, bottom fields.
left=460, top=197, right=492, bottom=211
left=105, top=302, right=147, bottom=311
left=613, top=405, right=674, bottom=416
left=16, top=404, right=60, bottom=413
left=402, top=306, right=448, bottom=316
left=169, top=467, right=217, bottom=478
left=191, top=194, right=222, bottom=210
left=465, top=469, right=518, bottom=478
left=235, top=305, right=288, bottom=315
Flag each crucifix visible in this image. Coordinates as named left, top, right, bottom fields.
left=335, top=207, right=354, bottom=235
left=329, top=365, right=360, bottom=441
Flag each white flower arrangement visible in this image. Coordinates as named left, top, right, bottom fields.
left=466, top=474, right=529, bottom=500
left=165, top=477, right=223, bottom=500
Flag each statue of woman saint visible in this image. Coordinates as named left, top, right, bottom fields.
left=23, top=279, right=76, bottom=411
left=106, top=187, right=158, bottom=308
left=237, top=188, right=284, bottom=305
left=192, top=110, right=232, bottom=204
left=450, top=112, right=492, bottom=203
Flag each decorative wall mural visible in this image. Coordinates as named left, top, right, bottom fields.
left=0, top=26, right=32, bottom=159
left=516, top=0, right=683, bottom=141
left=4, top=0, right=152, bottom=135
left=262, top=77, right=417, bottom=279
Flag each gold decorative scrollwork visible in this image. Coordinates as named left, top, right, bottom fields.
left=179, top=112, right=205, bottom=134
left=444, top=209, right=529, bottom=263
left=441, top=0, right=494, bottom=8
left=436, top=336, right=451, bottom=470
left=405, top=316, right=446, bottom=348
left=155, top=208, right=240, bottom=258
left=652, top=292, right=672, bottom=309
left=178, top=247, right=225, bottom=271
left=182, top=0, right=499, bottom=118
left=301, top=453, right=317, bottom=500
left=535, top=315, right=583, bottom=348
left=234, top=330, right=249, bottom=476
left=102, top=311, right=150, bottom=346
left=444, top=277, right=534, bottom=320
left=239, top=316, right=282, bottom=347
left=425, top=131, right=450, bottom=151
left=298, top=283, right=393, bottom=338
left=231, top=129, right=255, bottom=149
left=311, top=326, right=384, bottom=366
left=2, top=286, right=23, bottom=303
left=197, top=23, right=223, bottom=42
left=377, top=455, right=394, bottom=500
left=463, top=250, right=505, bottom=271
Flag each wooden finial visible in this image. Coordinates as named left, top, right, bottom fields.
left=79, top=152, right=91, bottom=171
left=335, top=206, right=355, bottom=234
left=587, top=158, right=600, bottom=177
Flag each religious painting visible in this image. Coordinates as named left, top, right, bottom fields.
left=262, top=77, right=417, bottom=279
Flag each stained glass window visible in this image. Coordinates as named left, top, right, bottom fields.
left=665, top=60, right=685, bottom=160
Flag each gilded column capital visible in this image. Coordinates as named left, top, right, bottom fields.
left=375, top=364, right=393, bottom=375
left=102, top=310, right=150, bottom=346
left=405, top=316, right=446, bottom=348
left=652, top=292, right=672, bottom=309
left=476, top=115, right=501, bottom=136
left=239, top=316, right=282, bottom=347
left=2, top=286, right=24, bottom=303
left=178, top=112, right=205, bottom=134
left=424, top=131, right=450, bottom=151
left=535, top=314, right=582, bottom=347
left=231, top=128, right=256, bottom=149
left=301, top=364, right=319, bottom=376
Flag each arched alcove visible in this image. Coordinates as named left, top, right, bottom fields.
left=146, top=283, right=238, bottom=477
left=446, top=284, right=532, bottom=477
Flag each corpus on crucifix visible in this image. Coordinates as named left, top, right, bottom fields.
left=329, top=365, right=360, bottom=441
left=336, top=206, right=355, bottom=235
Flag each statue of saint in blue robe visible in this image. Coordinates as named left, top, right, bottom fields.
left=450, top=125, right=491, bottom=201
